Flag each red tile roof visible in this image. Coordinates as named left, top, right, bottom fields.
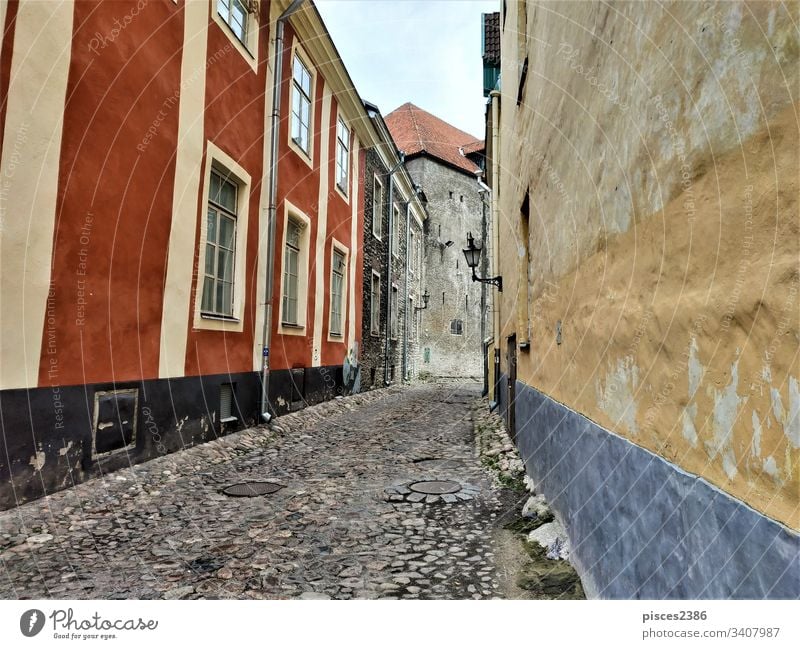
left=385, top=103, right=483, bottom=176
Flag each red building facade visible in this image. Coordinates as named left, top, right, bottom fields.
left=0, top=0, right=383, bottom=508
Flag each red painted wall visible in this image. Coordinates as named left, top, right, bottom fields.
left=39, top=0, right=183, bottom=387
left=183, top=2, right=270, bottom=377
left=269, top=25, right=323, bottom=371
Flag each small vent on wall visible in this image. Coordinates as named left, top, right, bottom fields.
left=220, top=383, right=237, bottom=423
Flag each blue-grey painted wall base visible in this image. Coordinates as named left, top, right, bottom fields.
left=498, top=374, right=800, bottom=599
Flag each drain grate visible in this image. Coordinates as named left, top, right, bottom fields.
left=409, top=480, right=461, bottom=495
left=221, top=481, right=284, bottom=497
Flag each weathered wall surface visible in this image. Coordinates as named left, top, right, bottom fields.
left=408, top=157, right=484, bottom=378
left=497, top=1, right=799, bottom=528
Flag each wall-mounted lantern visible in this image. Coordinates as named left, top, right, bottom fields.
left=462, top=232, right=502, bottom=292
left=414, top=288, right=430, bottom=312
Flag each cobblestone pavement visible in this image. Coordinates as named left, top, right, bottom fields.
left=0, top=383, right=528, bottom=600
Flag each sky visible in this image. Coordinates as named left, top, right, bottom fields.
left=315, top=0, right=499, bottom=139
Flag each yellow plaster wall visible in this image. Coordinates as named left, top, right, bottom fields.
left=496, top=1, right=799, bottom=528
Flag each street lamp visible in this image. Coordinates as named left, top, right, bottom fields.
left=414, top=289, right=430, bottom=311
left=462, top=232, right=502, bottom=292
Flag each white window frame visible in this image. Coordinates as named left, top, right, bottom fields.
left=409, top=230, right=415, bottom=275
left=390, top=283, right=399, bottom=340
left=212, top=0, right=259, bottom=72
left=370, top=270, right=381, bottom=336
left=372, top=175, right=383, bottom=240
left=328, top=239, right=349, bottom=340
left=194, top=142, right=251, bottom=333
left=277, top=201, right=311, bottom=336
left=288, top=44, right=314, bottom=167
left=334, top=115, right=350, bottom=198
left=392, top=204, right=401, bottom=259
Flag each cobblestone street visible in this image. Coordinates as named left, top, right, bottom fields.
left=0, top=383, right=531, bottom=600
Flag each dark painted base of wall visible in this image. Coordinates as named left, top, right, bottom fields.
left=499, top=374, right=800, bottom=599
left=0, top=365, right=345, bottom=510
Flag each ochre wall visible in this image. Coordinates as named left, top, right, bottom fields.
left=497, top=1, right=799, bottom=527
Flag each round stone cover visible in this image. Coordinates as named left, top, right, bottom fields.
left=222, top=482, right=283, bottom=497
left=408, top=480, right=461, bottom=495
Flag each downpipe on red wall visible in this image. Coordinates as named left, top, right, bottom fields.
left=261, top=0, right=307, bottom=423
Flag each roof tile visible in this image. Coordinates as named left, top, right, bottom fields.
left=385, top=103, right=483, bottom=176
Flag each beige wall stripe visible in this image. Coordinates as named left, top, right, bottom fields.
left=311, top=82, right=331, bottom=367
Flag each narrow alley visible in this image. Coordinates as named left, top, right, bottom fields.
left=0, top=384, right=566, bottom=600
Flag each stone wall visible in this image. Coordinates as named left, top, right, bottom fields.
left=496, top=0, right=799, bottom=530
left=360, top=148, right=416, bottom=388
left=406, top=157, right=485, bottom=378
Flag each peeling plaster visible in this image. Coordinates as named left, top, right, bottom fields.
left=771, top=387, right=784, bottom=425
left=687, top=337, right=703, bottom=399
left=751, top=411, right=762, bottom=457
left=787, top=377, right=799, bottom=448
left=708, top=361, right=742, bottom=479
left=682, top=404, right=698, bottom=446
left=596, top=356, right=639, bottom=434
left=29, top=452, right=45, bottom=472
left=763, top=455, right=779, bottom=480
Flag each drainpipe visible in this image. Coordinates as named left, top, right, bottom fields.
left=402, top=201, right=411, bottom=381
left=383, top=154, right=404, bottom=385
left=261, top=0, right=307, bottom=422
left=478, top=179, right=491, bottom=397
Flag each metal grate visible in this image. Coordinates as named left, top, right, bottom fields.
left=221, top=482, right=284, bottom=497
left=220, top=383, right=236, bottom=422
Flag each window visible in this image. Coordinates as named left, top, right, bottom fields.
left=450, top=319, right=463, bottom=335
left=335, top=117, right=350, bottom=193
left=330, top=249, right=346, bottom=336
left=282, top=218, right=302, bottom=326
left=291, top=54, right=312, bottom=155
left=409, top=230, right=415, bottom=274
left=392, top=205, right=400, bottom=257
left=201, top=169, right=238, bottom=317
left=217, top=0, right=248, bottom=45
left=370, top=271, right=381, bottom=335
left=372, top=176, right=383, bottom=239
left=391, top=285, right=399, bottom=339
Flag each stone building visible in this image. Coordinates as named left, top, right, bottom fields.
left=490, top=0, right=799, bottom=597
left=360, top=102, right=426, bottom=389
left=385, top=103, right=486, bottom=380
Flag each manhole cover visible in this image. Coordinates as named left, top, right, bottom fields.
left=408, top=480, right=461, bottom=495
left=221, top=482, right=283, bottom=497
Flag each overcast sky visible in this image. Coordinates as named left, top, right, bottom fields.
left=315, top=0, right=499, bottom=139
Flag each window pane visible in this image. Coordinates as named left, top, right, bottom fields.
left=205, top=243, right=215, bottom=275
left=202, top=276, right=214, bottom=312
left=217, top=249, right=232, bottom=281
left=220, top=281, right=233, bottom=315
left=207, top=208, right=217, bottom=244
left=219, top=214, right=235, bottom=249
left=219, top=177, right=236, bottom=212
left=210, top=172, right=220, bottom=205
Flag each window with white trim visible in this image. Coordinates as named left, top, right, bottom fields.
left=370, top=271, right=381, bottom=335
left=282, top=218, right=303, bottom=326
left=391, top=285, right=399, bottom=339
left=335, top=117, right=349, bottom=193
left=291, top=54, right=312, bottom=155
left=201, top=169, right=238, bottom=317
left=409, top=230, right=415, bottom=274
left=217, top=0, right=249, bottom=45
left=330, top=249, right=346, bottom=336
left=372, top=176, right=383, bottom=239
left=392, top=205, right=400, bottom=257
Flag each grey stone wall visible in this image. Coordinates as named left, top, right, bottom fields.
left=505, top=378, right=800, bottom=599
left=405, top=157, right=484, bottom=378
left=360, top=149, right=416, bottom=388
